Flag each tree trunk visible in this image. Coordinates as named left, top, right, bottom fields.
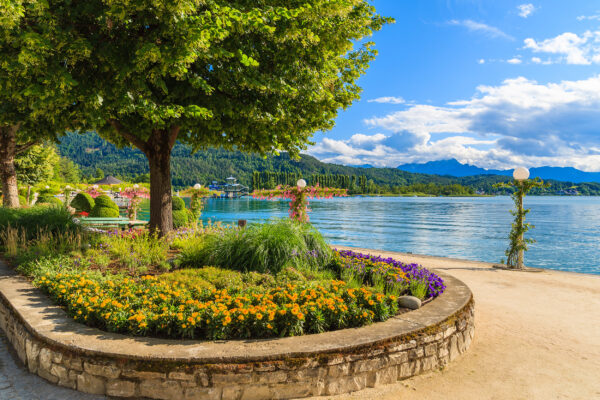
left=0, top=126, right=20, bottom=208
left=146, top=128, right=178, bottom=235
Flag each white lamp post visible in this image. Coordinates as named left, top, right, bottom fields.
left=296, top=179, right=307, bottom=189
left=513, top=167, right=530, bottom=268
left=513, top=167, right=530, bottom=181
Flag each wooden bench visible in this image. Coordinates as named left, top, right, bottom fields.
left=78, top=217, right=148, bottom=230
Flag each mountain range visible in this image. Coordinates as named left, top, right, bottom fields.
left=396, top=159, right=600, bottom=183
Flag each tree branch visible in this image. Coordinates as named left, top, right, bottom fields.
left=108, top=119, right=148, bottom=152
left=15, top=140, right=39, bottom=154
left=167, top=125, right=181, bottom=150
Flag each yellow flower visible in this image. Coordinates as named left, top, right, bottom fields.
left=256, top=313, right=263, bottom=320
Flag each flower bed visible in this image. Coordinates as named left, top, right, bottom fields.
left=36, top=273, right=398, bottom=339
left=333, top=249, right=446, bottom=298
left=1, top=210, right=445, bottom=341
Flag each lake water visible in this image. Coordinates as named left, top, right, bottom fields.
left=148, top=196, right=600, bottom=275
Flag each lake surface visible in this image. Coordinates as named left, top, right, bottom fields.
left=148, top=196, right=600, bottom=275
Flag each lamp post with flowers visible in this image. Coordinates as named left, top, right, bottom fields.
left=495, top=167, right=547, bottom=269
left=252, top=179, right=346, bottom=223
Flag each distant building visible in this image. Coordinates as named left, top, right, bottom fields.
left=209, top=177, right=249, bottom=198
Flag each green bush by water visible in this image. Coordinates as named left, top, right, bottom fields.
left=172, top=196, right=186, bottom=211
left=90, top=195, right=119, bottom=217
left=90, top=206, right=119, bottom=218
left=180, top=219, right=332, bottom=274
left=172, top=209, right=189, bottom=228
left=93, top=195, right=119, bottom=210
left=71, top=193, right=95, bottom=212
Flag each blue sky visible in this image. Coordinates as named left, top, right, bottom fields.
left=307, top=0, right=600, bottom=171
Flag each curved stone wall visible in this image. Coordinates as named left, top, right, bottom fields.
left=0, top=262, right=474, bottom=399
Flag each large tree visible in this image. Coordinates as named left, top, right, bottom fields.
left=65, top=0, right=391, bottom=233
left=0, top=0, right=89, bottom=207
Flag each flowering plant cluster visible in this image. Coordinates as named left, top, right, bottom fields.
left=252, top=184, right=346, bottom=222
left=333, top=250, right=446, bottom=298
left=35, top=272, right=398, bottom=340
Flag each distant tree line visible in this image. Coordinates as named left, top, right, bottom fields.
left=57, top=132, right=600, bottom=196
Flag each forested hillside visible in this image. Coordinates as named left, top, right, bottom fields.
left=57, top=132, right=600, bottom=195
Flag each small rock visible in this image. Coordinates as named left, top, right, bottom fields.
left=398, top=296, right=421, bottom=310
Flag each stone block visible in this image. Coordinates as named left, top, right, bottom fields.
left=421, top=356, right=438, bottom=372
left=106, top=379, right=136, bottom=397
left=77, top=372, right=105, bottom=395
left=39, top=348, right=53, bottom=372
left=328, top=362, right=350, bottom=377
left=240, top=384, right=274, bottom=400
left=212, top=372, right=253, bottom=385
left=255, top=370, right=287, bottom=384
left=168, top=371, right=195, bottom=381
left=287, top=367, right=326, bottom=381
left=184, top=387, right=222, bottom=400
left=271, top=382, right=316, bottom=399
left=139, top=379, right=182, bottom=400
left=366, top=366, right=398, bottom=387
left=425, top=344, right=437, bottom=357
left=122, top=369, right=166, bottom=380
left=449, top=335, right=459, bottom=360
left=50, top=363, right=69, bottom=382
left=65, top=356, right=83, bottom=371
left=443, top=325, right=457, bottom=338
left=25, top=339, right=40, bottom=373
left=221, top=385, right=243, bottom=400
left=324, top=374, right=367, bottom=396
left=388, top=340, right=417, bottom=352
left=84, top=361, right=121, bottom=379
left=388, top=351, right=408, bottom=365
left=352, top=357, right=387, bottom=374
left=409, top=347, right=424, bottom=360
left=38, top=364, right=59, bottom=384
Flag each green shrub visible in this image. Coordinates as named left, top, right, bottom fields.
left=172, top=196, right=185, bottom=211
left=37, top=194, right=62, bottom=205
left=172, top=209, right=189, bottom=228
left=0, top=206, right=81, bottom=243
left=18, top=195, right=27, bottom=206
left=70, top=193, right=95, bottom=212
left=180, top=219, right=332, bottom=274
left=93, top=195, right=119, bottom=210
left=90, top=206, right=120, bottom=218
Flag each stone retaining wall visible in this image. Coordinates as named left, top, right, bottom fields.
left=0, top=263, right=474, bottom=399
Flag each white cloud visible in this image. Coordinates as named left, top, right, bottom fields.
left=367, top=96, right=405, bottom=104
left=531, top=57, right=542, bottom=63
left=577, top=14, right=600, bottom=21
left=448, top=20, right=514, bottom=40
left=524, top=31, right=600, bottom=65
left=478, top=59, right=485, bottom=64
left=308, top=76, right=600, bottom=171
left=507, top=57, right=522, bottom=64
left=517, top=4, right=536, bottom=18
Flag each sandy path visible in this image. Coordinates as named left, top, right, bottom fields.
left=322, top=247, right=600, bottom=400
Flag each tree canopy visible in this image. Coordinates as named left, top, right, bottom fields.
left=60, top=0, right=391, bottom=232
left=0, top=0, right=90, bottom=206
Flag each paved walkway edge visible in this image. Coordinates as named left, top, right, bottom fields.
left=0, top=260, right=474, bottom=399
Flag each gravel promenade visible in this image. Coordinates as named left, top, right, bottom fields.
left=328, top=247, right=600, bottom=400
left=0, top=249, right=598, bottom=400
